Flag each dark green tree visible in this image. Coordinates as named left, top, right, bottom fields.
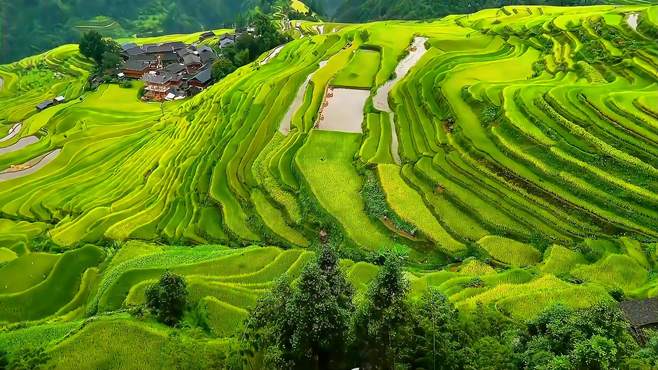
left=101, top=40, right=122, bottom=71
left=212, top=56, right=237, bottom=80
left=410, top=288, right=467, bottom=370
left=79, top=31, right=106, bottom=65
left=520, top=303, right=638, bottom=369
left=245, top=244, right=354, bottom=369
left=8, top=347, right=50, bottom=370
left=146, top=271, right=188, bottom=326
left=0, top=349, right=7, bottom=370
left=353, top=253, right=413, bottom=369
left=571, top=335, right=618, bottom=370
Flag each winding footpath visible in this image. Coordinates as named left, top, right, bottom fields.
left=373, top=37, right=428, bottom=164
left=0, top=123, right=22, bottom=143
left=279, top=61, right=328, bottom=134
left=0, top=136, right=39, bottom=155
left=0, top=149, right=61, bottom=182
left=0, top=122, right=59, bottom=182
left=261, top=45, right=285, bottom=65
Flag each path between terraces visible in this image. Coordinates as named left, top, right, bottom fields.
left=0, top=136, right=39, bottom=156
left=0, top=149, right=61, bottom=182
left=0, top=123, right=22, bottom=143
left=373, top=36, right=428, bottom=165
left=261, top=45, right=285, bottom=65
left=279, top=60, right=328, bottom=134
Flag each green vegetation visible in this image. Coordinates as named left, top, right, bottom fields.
left=0, top=0, right=310, bottom=64
left=332, top=49, right=381, bottom=88
left=145, top=271, right=189, bottom=326
left=0, top=3, right=657, bottom=368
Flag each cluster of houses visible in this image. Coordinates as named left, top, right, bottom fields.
left=35, top=31, right=243, bottom=110
left=118, top=31, right=237, bottom=101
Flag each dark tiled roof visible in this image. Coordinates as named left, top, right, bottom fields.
left=620, top=298, right=658, bottom=328
left=192, top=68, right=212, bottom=84
left=183, top=54, right=201, bottom=66
left=159, top=52, right=181, bottom=63
left=198, top=45, right=214, bottom=54
left=124, top=47, right=145, bottom=56
left=129, top=53, right=157, bottom=62
left=122, top=60, right=150, bottom=71
left=219, top=38, right=235, bottom=48
left=164, top=63, right=186, bottom=74
left=36, top=100, right=54, bottom=110
left=200, top=31, right=215, bottom=38
left=122, top=43, right=138, bottom=51
left=145, top=42, right=186, bottom=53
left=198, top=46, right=217, bottom=63
left=143, top=72, right=174, bottom=85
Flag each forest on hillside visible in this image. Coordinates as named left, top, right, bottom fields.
left=328, top=0, right=608, bottom=21
left=0, top=0, right=635, bottom=63
left=0, top=0, right=283, bottom=63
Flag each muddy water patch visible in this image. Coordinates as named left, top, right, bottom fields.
left=316, top=88, right=369, bottom=133
left=373, top=36, right=428, bottom=164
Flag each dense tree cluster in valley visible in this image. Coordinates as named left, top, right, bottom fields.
left=235, top=245, right=658, bottom=370
left=211, top=12, right=291, bottom=81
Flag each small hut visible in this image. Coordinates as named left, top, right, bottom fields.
left=620, top=297, right=658, bottom=343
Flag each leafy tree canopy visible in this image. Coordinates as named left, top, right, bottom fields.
left=145, top=271, right=189, bottom=326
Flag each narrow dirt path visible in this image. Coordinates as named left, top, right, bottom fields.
left=373, top=37, right=428, bottom=164
left=279, top=61, right=328, bottom=134
left=0, top=149, right=61, bottom=182
left=261, top=45, right=285, bottom=65
left=0, top=123, right=22, bottom=143
left=0, top=136, right=38, bottom=155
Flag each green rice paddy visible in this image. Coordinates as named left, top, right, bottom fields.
left=1, top=4, right=657, bottom=366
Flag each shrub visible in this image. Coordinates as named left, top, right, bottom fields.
left=146, top=271, right=188, bottom=326
left=8, top=346, right=50, bottom=370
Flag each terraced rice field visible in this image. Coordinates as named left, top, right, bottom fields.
left=0, top=4, right=657, bottom=366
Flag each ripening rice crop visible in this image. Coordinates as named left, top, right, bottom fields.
left=477, top=236, right=541, bottom=267
left=0, top=4, right=656, bottom=360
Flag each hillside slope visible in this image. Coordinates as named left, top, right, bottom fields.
left=1, top=4, right=658, bottom=366
left=1, top=4, right=656, bottom=256
left=0, top=0, right=292, bottom=63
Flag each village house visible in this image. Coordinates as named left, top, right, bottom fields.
left=199, top=31, right=216, bottom=41
left=620, top=298, right=658, bottom=344
left=219, top=33, right=236, bottom=48
left=142, top=71, right=182, bottom=101
left=35, top=96, right=65, bottom=111
left=189, top=68, right=212, bottom=89
left=121, top=60, right=152, bottom=79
